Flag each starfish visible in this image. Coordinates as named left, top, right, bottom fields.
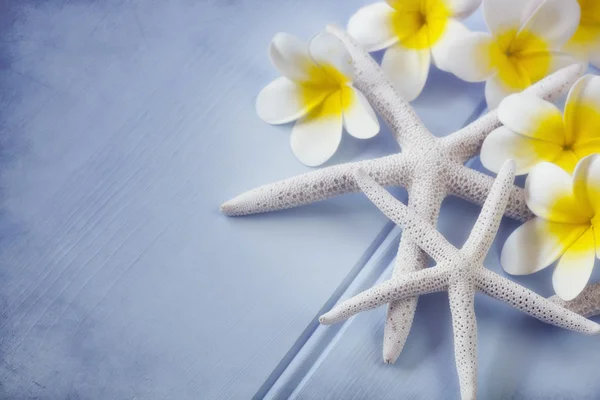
left=319, top=161, right=600, bottom=400
left=221, top=24, right=586, bottom=364
left=551, top=283, right=600, bottom=318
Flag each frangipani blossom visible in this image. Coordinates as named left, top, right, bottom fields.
left=256, top=32, right=380, bottom=166
left=481, top=75, right=600, bottom=175
left=502, top=155, right=600, bottom=300
left=567, top=0, right=600, bottom=69
left=446, top=0, right=580, bottom=108
left=347, top=0, right=480, bottom=101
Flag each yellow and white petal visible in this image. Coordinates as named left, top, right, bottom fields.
left=381, top=43, right=431, bottom=102
left=564, top=75, right=600, bottom=146
left=290, top=92, right=343, bottom=166
left=308, top=32, right=354, bottom=83
left=386, top=0, right=420, bottom=12
left=553, top=227, right=596, bottom=301
left=269, top=33, right=318, bottom=83
left=480, top=126, right=562, bottom=175
left=573, top=154, right=600, bottom=217
left=501, top=218, right=589, bottom=275
left=485, top=75, right=518, bottom=109
left=552, top=150, right=581, bottom=174
left=483, top=0, right=530, bottom=37
left=515, top=51, right=577, bottom=86
left=497, top=93, right=564, bottom=143
left=342, top=86, right=380, bottom=139
left=518, top=0, right=580, bottom=49
left=444, top=0, right=481, bottom=19
left=525, top=162, right=591, bottom=224
left=347, top=3, right=399, bottom=52
left=430, top=19, right=470, bottom=72
left=256, top=77, right=324, bottom=124
left=445, top=32, right=497, bottom=82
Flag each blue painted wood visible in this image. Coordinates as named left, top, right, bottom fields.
left=282, top=192, right=600, bottom=399
left=0, top=1, right=484, bottom=399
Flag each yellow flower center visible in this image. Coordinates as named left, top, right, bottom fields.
left=389, top=0, right=451, bottom=49
left=569, top=0, right=600, bottom=47
left=298, top=62, right=353, bottom=120
left=486, top=29, right=552, bottom=91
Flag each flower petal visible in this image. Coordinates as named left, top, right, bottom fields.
left=290, top=92, right=343, bottom=166
left=386, top=0, right=420, bottom=12
left=381, top=43, right=430, bottom=102
left=553, top=227, right=596, bottom=301
left=525, top=162, right=590, bottom=223
left=518, top=52, right=579, bottom=89
left=483, top=0, right=530, bottom=37
left=269, top=33, right=316, bottom=82
left=480, top=126, right=562, bottom=175
left=430, top=19, right=470, bottom=71
left=444, top=0, right=482, bottom=19
left=573, top=154, right=600, bottom=217
left=498, top=93, right=564, bottom=144
left=342, top=86, right=380, bottom=139
left=564, top=75, right=600, bottom=147
left=552, top=150, right=580, bottom=174
left=485, top=75, right=517, bottom=109
left=445, top=32, right=497, bottom=82
left=308, top=32, right=354, bottom=82
left=347, top=3, right=398, bottom=52
left=501, top=218, right=588, bottom=275
left=518, top=0, right=580, bottom=49
left=256, top=77, right=323, bottom=124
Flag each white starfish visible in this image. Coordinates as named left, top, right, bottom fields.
left=221, top=24, right=586, bottom=364
left=319, top=160, right=600, bottom=400
left=551, top=283, right=600, bottom=318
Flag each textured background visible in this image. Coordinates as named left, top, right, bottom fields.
left=0, top=0, right=599, bottom=399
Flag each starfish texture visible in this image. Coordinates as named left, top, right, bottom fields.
left=222, top=24, right=586, bottom=364
left=319, top=161, right=600, bottom=400
left=551, top=283, right=600, bottom=318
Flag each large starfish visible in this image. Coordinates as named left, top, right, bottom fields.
left=319, top=161, right=600, bottom=400
left=221, top=24, right=585, bottom=363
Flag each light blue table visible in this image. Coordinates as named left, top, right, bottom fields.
left=0, top=1, right=598, bottom=399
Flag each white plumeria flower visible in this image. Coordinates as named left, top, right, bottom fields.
left=481, top=75, right=600, bottom=175
left=446, top=0, right=581, bottom=108
left=347, top=0, right=481, bottom=101
left=566, top=0, right=600, bottom=69
left=502, top=155, right=600, bottom=301
left=256, top=32, right=380, bottom=167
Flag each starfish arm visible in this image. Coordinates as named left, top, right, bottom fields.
left=383, top=171, right=448, bottom=363
left=476, top=268, right=600, bottom=335
left=319, top=266, right=451, bottom=325
left=550, top=282, right=600, bottom=318
left=447, top=163, right=533, bottom=222
left=382, top=241, right=423, bottom=364
left=448, top=278, right=478, bottom=400
left=441, top=64, right=586, bottom=162
left=326, top=25, right=433, bottom=149
left=221, top=154, right=411, bottom=216
left=354, top=168, right=457, bottom=263
left=461, top=160, right=515, bottom=261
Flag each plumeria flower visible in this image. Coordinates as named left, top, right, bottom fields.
left=502, top=155, right=600, bottom=300
left=256, top=32, right=380, bottom=167
left=446, top=0, right=581, bottom=108
left=566, top=0, right=600, bottom=69
left=346, top=0, right=481, bottom=101
left=481, top=75, right=600, bottom=175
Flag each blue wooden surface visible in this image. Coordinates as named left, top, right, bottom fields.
left=0, top=1, right=598, bottom=399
